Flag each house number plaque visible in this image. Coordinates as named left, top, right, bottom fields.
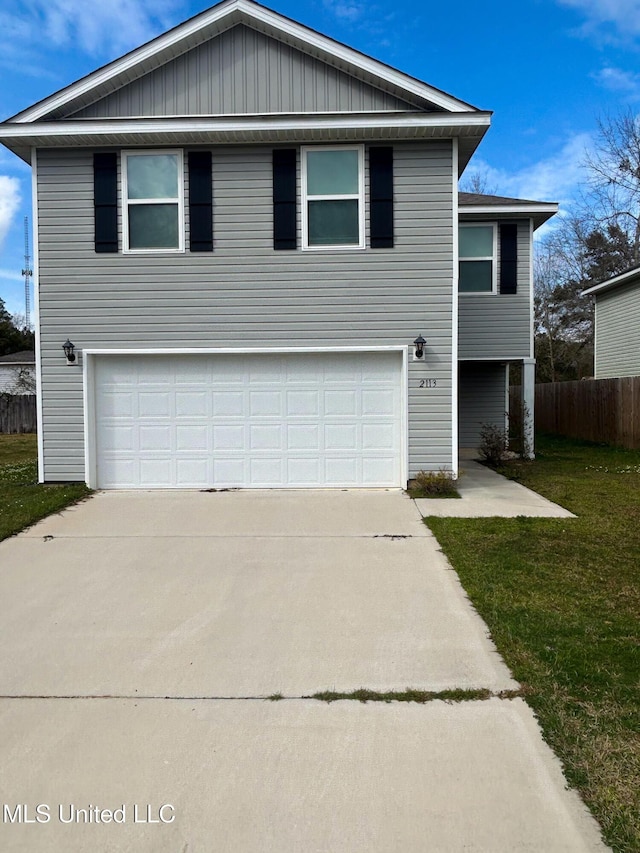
left=418, top=379, right=437, bottom=388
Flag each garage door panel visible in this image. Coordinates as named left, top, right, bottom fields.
left=363, top=423, right=395, bottom=450
left=362, top=389, right=395, bottom=416
left=175, top=391, right=208, bottom=417
left=250, top=424, right=282, bottom=450
left=324, top=390, right=357, bottom=416
left=287, top=390, right=320, bottom=416
left=287, top=425, right=319, bottom=451
left=176, top=458, right=209, bottom=486
left=213, top=425, right=244, bottom=451
left=249, top=391, right=282, bottom=416
left=98, top=391, right=134, bottom=419
left=139, top=392, right=171, bottom=418
left=213, top=392, right=244, bottom=416
left=94, top=353, right=402, bottom=488
left=139, top=459, right=172, bottom=487
left=177, top=425, right=209, bottom=451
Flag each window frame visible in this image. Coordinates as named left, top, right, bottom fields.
left=122, top=149, right=185, bottom=254
left=458, top=222, right=498, bottom=295
left=300, top=144, right=365, bottom=251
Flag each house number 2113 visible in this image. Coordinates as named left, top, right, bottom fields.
left=418, top=379, right=437, bottom=388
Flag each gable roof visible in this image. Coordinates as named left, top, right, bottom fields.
left=9, top=0, right=478, bottom=123
left=459, top=191, right=558, bottom=230
left=0, top=0, right=491, bottom=169
left=582, top=264, right=640, bottom=297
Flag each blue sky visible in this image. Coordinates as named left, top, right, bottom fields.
left=0, top=0, right=639, bottom=319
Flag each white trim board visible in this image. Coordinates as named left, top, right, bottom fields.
left=31, top=148, right=45, bottom=483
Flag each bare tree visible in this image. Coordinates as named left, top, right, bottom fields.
left=580, top=109, right=640, bottom=267
left=459, top=167, right=499, bottom=196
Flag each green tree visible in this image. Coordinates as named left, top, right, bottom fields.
left=0, top=298, right=35, bottom=356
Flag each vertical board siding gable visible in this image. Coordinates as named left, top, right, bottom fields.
left=369, top=146, right=394, bottom=248
left=188, top=151, right=213, bottom=252
left=272, top=149, right=297, bottom=250
left=69, top=26, right=419, bottom=119
left=93, top=153, right=118, bottom=253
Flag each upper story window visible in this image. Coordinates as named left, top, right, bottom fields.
left=301, top=146, right=365, bottom=250
left=459, top=224, right=496, bottom=293
left=122, top=151, right=184, bottom=253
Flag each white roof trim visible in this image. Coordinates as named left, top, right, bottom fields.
left=0, top=112, right=492, bottom=140
left=582, top=265, right=640, bottom=297
left=459, top=202, right=558, bottom=229
left=10, top=0, right=477, bottom=125
left=459, top=203, right=558, bottom=216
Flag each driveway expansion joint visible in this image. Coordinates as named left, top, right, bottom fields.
left=0, top=689, right=525, bottom=703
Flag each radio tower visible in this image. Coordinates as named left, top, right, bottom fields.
left=21, top=217, right=32, bottom=330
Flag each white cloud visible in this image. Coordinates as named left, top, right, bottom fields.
left=0, top=0, right=181, bottom=61
left=556, top=0, right=640, bottom=39
left=0, top=268, right=23, bottom=282
left=0, top=176, right=21, bottom=249
left=591, top=66, right=640, bottom=99
left=323, top=0, right=366, bottom=22
left=465, top=133, right=593, bottom=208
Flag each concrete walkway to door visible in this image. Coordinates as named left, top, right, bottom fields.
left=0, top=490, right=605, bottom=852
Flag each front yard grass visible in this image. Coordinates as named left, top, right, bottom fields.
left=427, top=434, right=640, bottom=853
left=0, top=434, right=91, bottom=541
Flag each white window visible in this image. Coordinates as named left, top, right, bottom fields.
left=459, top=224, right=497, bottom=293
left=301, top=146, right=365, bottom=250
left=122, top=151, right=184, bottom=253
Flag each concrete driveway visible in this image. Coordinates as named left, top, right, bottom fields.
left=0, top=490, right=606, bottom=852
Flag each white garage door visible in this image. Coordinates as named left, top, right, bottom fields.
left=93, top=352, right=403, bottom=489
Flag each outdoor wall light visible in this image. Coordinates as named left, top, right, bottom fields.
left=413, top=335, right=426, bottom=360
left=62, top=339, right=76, bottom=365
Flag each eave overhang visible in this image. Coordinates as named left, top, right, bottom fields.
left=459, top=202, right=558, bottom=230
left=0, top=112, right=492, bottom=171
left=582, top=265, right=640, bottom=297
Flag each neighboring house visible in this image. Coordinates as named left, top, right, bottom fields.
left=0, top=351, right=36, bottom=395
left=0, top=0, right=556, bottom=489
left=583, top=265, right=640, bottom=380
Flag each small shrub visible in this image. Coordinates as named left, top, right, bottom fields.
left=478, top=422, right=508, bottom=468
left=411, top=468, right=460, bottom=498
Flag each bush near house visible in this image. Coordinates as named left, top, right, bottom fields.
left=0, top=435, right=91, bottom=541
left=427, top=434, right=640, bottom=853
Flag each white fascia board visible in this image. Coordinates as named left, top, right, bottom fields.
left=0, top=112, right=491, bottom=142
left=582, top=266, right=640, bottom=296
left=84, top=346, right=407, bottom=356
left=11, top=0, right=478, bottom=124
left=460, top=203, right=558, bottom=218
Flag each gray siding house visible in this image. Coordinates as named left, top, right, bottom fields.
left=0, top=0, right=556, bottom=489
left=583, top=266, right=640, bottom=379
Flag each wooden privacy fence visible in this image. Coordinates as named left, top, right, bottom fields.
left=0, top=395, right=37, bottom=434
left=535, top=377, right=640, bottom=449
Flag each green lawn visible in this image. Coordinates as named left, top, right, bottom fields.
left=427, top=434, right=640, bottom=853
left=0, top=434, right=91, bottom=541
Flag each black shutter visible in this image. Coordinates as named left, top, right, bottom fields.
left=273, top=149, right=297, bottom=250
left=188, top=151, right=213, bottom=252
left=369, top=146, right=394, bottom=248
left=93, top=153, right=118, bottom=253
left=499, top=224, right=518, bottom=294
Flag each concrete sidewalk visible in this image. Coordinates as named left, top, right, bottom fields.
left=415, top=454, right=576, bottom=518
left=0, top=490, right=604, bottom=852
